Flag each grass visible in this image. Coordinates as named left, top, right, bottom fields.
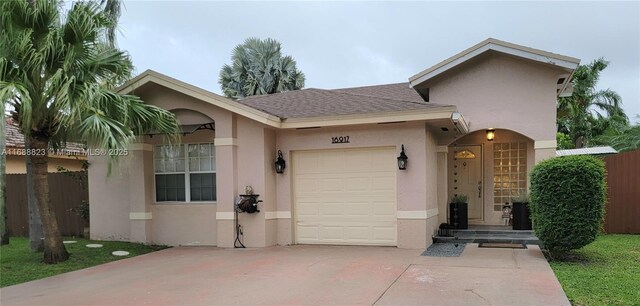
left=0, top=237, right=168, bottom=287
left=548, top=234, right=640, bottom=306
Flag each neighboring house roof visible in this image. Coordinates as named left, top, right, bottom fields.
left=408, top=38, right=580, bottom=98
left=238, top=87, right=453, bottom=119
left=556, top=146, right=618, bottom=157
left=119, top=70, right=463, bottom=130
left=4, top=117, right=86, bottom=156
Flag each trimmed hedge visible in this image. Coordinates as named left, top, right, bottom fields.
left=529, top=155, right=606, bottom=254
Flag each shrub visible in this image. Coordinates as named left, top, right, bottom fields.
left=450, top=194, right=468, bottom=204
left=529, top=155, right=606, bottom=254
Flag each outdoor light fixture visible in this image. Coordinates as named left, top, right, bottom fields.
left=486, top=128, right=496, bottom=141
left=397, top=145, right=408, bottom=170
left=274, top=150, right=286, bottom=174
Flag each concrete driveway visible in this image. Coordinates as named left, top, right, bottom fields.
left=0, top=244, right=569, bottom=306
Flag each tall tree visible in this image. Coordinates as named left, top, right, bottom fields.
left=557, top=58, right=628, bottom=148
left=0, top=105, right=7, bottom=245
left=219, top=38, right=305, bottom=99
left=0, top=0, right=179, bottom=263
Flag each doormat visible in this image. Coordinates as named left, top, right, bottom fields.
left=421, top=243, right=466, bottom=257
left=478, top=242, right=527, bottom=249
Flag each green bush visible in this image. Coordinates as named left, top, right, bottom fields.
left=529, top=155, right=606, bottom=254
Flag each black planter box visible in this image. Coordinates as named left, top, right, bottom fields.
left=449, top=202, right=468, bottom=229
left=512, top=202, right=532, bottom=230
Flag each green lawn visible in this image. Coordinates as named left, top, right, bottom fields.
left=549, top=234, right=640, bottom=306
left=0, top=237, right=168, bottom=287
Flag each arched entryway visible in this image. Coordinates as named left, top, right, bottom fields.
left=446, top=129, right=534, bottom=225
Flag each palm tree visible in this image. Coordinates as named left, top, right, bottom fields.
left=557, top=58, right=628, bottom=148
left=0, top=104, right=7, bottom=245
left=0, top=1, right=179, bottom=263
left=219, top=38, right=306, bottom=99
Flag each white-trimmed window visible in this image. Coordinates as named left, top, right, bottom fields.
left=154, top=143, right=216, bottom=203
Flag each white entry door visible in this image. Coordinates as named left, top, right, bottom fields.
left=449, top=146, right=483, bottom=220
left=293, top=147, right=397, bottom=246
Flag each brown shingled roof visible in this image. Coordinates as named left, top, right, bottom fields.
left=239, top=84, right=450, bottom=119
left=332, top=82, right=425, bottom=103
left=4, top=117, right=86, bottom=155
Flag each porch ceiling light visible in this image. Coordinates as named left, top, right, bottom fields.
left=486, top=128, right=496, bottom=141
left=275, top=150, right=286, bottom=174
left=397, top=145, right=408, bottom=170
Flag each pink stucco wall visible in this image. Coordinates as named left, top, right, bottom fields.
left=424, top=52, right=562, bottom=142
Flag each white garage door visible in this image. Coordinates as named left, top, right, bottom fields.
left=293, top=147, right=397, bottom=246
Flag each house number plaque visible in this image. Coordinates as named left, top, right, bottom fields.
left=331, top=136, right=350, bottom=144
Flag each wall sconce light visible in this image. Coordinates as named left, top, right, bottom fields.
left=486, top=128, right=496, bottom=141
left=397, top=145, right=408, bottom=170
left=275, top=150, right=286, bottom=174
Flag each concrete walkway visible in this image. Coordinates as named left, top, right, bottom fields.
left=0, top=244, right=569, bottom=305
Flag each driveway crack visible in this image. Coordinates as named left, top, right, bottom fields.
left=372, top=264, right=411, bottom=305
left=466, top=288, right=491, bottom=305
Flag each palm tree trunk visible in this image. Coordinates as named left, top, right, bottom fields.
left=0, top=117, right=8, bottom=245
left=26, top=150, right=44, bottom=252
left=29, top=137, right=69, bottom=263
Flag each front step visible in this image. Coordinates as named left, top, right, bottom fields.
left=434, top=228, right=541, bottom=245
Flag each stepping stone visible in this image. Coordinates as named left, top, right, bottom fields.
left=63, top=241, right=77, bottom=244
left=86, top=244, right=103, bottom=248
left=111, top=251, right=130, bottom=256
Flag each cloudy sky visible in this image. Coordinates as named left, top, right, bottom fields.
left=111, top=1, right=639, bottom=122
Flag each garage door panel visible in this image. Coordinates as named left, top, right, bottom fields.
left=297, top=225, right=320, bottom=240
left=346, top=177, right=370, bottom=191
left=345, top=151, right=372, bottom=171
left=372, top=176, right=395, bottom=191
left=320, top=178, right=344, bottom=192
left=296, top=178, right=318, bottom=192
left=342, top=201, right=371, bottom=216
left=297, top=200, right=320, bottom=217
left=320, top=202, right=344, bottom=216
left=373, top=201, right=397, bottom=216
left=294, top=147, right=397, bottom=246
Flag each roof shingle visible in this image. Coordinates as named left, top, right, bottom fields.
left=239, top=84, right=450, bottom=119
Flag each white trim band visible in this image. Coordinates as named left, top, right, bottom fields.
left=534, top=140, right=557, bottom=149
left=397, top=208, right=439, bottom=220
left=214, top=138, right=238, bottom=147
left=128, top=143, right=153, bottom=151
left=129, top=212, right=152, bottom=220
left=265, top=211, right=292, bottom=220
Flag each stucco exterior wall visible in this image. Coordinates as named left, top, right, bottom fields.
left=427, top=52, right=561, bottom=143
left=89, top=155, right=132, bottom=241
left=152, top=204, right=217, bottom=246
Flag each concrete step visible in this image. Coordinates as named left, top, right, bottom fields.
left=433, top=236, right=542, bottom=245
left=453, top=229, right=534, bottom=236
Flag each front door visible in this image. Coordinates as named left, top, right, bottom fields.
left=449, top=146, right=483, bottom=220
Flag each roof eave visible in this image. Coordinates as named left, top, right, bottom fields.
left=408, top=38, right=581, bottom=87
left=117, top=70, right=283, bottom=128
left=279, top=106, right=459, bottom=129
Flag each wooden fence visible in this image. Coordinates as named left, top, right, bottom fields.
left=603, top=150, right=640, bottom=234
left=6, top=172, right=88, bottom=237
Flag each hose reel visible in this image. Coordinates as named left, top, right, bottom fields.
left=234, top=194, right=262, bottom=248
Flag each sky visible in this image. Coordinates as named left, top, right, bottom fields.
left=109, top=1, right=639, bottom=122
